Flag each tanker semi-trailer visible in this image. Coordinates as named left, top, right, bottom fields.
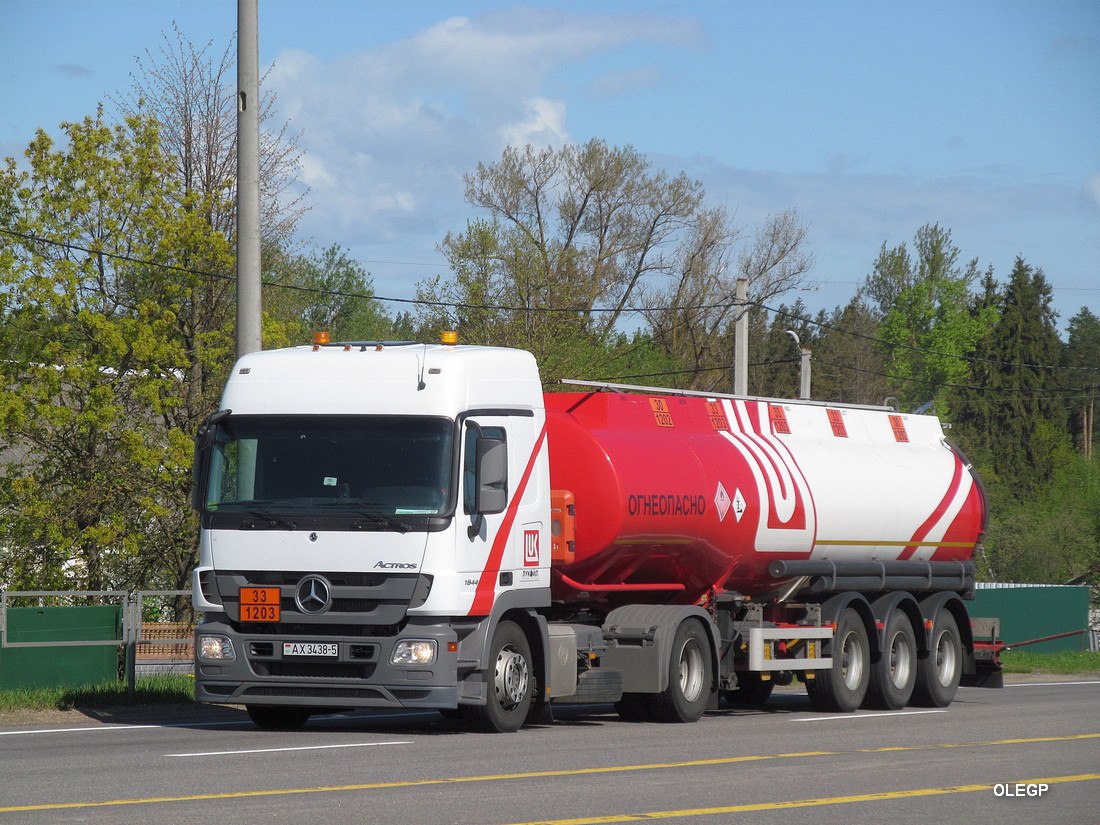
left=191, top=336, right=1002, bottom=733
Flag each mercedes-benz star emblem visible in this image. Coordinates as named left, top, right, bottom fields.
left=294, top=575, right=332, bottom=614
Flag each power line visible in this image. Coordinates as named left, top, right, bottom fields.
left=3, top=227, right=1096, bottom=376
left=812, top=357, right=1100, bottom=397
left=0, top=228, right=734, bottom=316
left=758, top=302, right=1100, bottom=374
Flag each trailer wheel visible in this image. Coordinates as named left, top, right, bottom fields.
left=648, top=618, right=711, bottom=723
left=808, top=608, right=869, bottom=712
left=911, top=610, right=962, bottom=707
left=246, top=705, right=311, bottom=730
left=864, top=609, right=917, bottom=710
left=461, top=620, right=533, bottom=733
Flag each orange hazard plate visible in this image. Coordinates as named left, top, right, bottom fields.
left=240, top=586, right=281, bottom=622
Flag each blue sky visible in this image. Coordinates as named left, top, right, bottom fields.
left=1, top=0, right=1098, bottom=330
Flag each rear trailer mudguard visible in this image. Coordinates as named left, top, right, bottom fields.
left=600, top=604, right=720, bottom=695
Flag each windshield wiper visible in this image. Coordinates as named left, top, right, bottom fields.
left=319, top=501, right=412, bottom=534
left=241, top=507, right=298, bottom=531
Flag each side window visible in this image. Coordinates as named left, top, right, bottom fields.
left=463, top=425, right=505, bottom=514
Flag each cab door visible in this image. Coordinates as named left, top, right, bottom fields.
left=457, top=411, right=550, bottom=616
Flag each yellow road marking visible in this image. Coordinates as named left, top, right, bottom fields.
left=502, top=775, right=1100, bottom=825
left=3, top=733, right=1098, bottom=813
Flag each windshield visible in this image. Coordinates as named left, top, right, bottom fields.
left=204, top=415, right=454, bottom=516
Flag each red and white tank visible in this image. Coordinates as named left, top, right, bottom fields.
left=544, top=392, right=986, bottom=603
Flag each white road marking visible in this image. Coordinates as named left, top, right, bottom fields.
left=166, top=740, right=412, bottom=757
left=0, top=709, right=440, bottom=737
left=792, top=710, right=948, bottom=722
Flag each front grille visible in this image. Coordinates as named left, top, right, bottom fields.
left=217, top=570, right=423, bottom=629
left=276, top=597, right=379, bottom=613
left=246, top=571, right=387, bottom=587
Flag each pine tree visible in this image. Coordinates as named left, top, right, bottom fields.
left=951, top=258, right=1068, bottom=492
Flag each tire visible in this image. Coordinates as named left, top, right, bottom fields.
left=721, top=672, right=775, bottom=707
left=911, top=609, right=962, bottom=707
left=864, top=609, right=917, bottom=710
left=647, top=619, right=712, bottom=723
left=461, top=620, right=533, bottom=733
left=807, top=607, right=870, bottom=713
left=246, top=705, right=311, bottom=730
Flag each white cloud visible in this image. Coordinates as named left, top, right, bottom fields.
left=297, top=151, right=333, bottom=188
left=1084, top=173, right=1100, bottom=208
left=267, top=8, right=701, bottom=256
left=501, top=97, right=568, bottom=148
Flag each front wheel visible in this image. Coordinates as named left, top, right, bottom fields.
left=648, top=619, right=712, bottom=723
left=461, top=620, right=534, bottom=733
left=911, top=610, right=962, bottom=707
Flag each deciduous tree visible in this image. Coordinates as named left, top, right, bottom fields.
left=0, top=112, right=232, bottom=593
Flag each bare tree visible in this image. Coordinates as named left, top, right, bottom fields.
left=451, top=140, right=710, bottom=340
left=111, top=23, right=306, bottom=248
left=644, top=208, right=814, bottom=392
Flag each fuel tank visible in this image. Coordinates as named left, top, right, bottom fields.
left=544, top=392, right=986, bottom=603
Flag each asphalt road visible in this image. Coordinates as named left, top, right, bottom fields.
left=2, top=677, right=1098, bottom=825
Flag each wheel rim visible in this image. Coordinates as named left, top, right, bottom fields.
left=934, top=631, right=957, bottom=687
left=494, top=644, right=529, bottom=710
left=678, top=639, right=705, bottom=703
left=888, top=630, right=914, bottom=689
left=840, top=630, right=865, bottom=691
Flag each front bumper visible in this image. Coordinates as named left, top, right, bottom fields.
left=194, top=617, right=460, bottom=710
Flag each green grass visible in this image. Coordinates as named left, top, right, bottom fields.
left=1000, top=649, right=1100, bottom=674
left=0, top=674, right=195, bottom=713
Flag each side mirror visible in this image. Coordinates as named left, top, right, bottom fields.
left=474, top=437, right=507, bottom=515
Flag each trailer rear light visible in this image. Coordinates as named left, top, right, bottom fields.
left=197, top=634, right=237, bottom=662
left=391, top=639, right=437, bottom=665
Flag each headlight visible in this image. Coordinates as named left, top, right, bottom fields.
left=197, top=634, right=236, bottom=662
left=391, top=639, right=437, bottom=665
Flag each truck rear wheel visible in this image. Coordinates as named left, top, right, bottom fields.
left=911, top=610, right=962, bottom=707
left=808, top=608, right=869, bottom=713
left=461, top=620, right=533, bottom=733
left=648, top=618, right=711, bottom=723
left=864, top=609, right=917, bottom=710
left=246, top=705, right=311, bottom=730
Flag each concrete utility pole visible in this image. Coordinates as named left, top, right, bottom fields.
left=733, top=278, right=748, bottom=396
left=236, top=0, right=262, bottom=357
left=786, top=330, right=812, bottom=400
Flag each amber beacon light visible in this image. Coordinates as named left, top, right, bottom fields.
left=441, top=331, right=458, bottom=345
left=312, top=331, right=332, bottom=346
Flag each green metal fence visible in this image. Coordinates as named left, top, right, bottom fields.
left=971, top=584, right=1092, bottom=653
left=0, top=591, right=192, bottom=691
